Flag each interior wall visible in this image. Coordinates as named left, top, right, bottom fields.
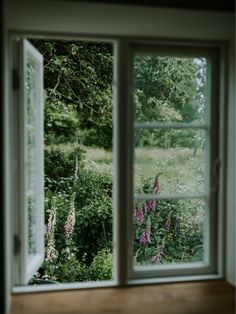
left=2, top=0, right=235, bottom=312
left=0, top=0, right=6, bottom=313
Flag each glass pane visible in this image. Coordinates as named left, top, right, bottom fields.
left=26, top=55, right=38, bottom=257
left=133, top=199, right=205, bottom=266
left=134, top=129, right=206, bottom=195
left=133, top=55, right=207, bottom=124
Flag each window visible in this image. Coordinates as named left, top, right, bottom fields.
left=129, top=45, right=220, bottom=279
left=12, top=38, right=224, bottom=289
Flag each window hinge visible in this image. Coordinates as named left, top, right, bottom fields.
left=12, top=69, right=20, bottom=90
left=14, top=234, right=21, bottom=256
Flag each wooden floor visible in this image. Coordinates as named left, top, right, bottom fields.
left=11, top=280, right=235, bottom=314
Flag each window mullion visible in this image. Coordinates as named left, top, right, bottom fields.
left=113, top=39, right=133, bottom=286
left=134, top=123, right=208, bottom=130
left=134, top=193, right=207, bottom=201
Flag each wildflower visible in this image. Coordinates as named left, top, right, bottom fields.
left=140, top=220, right=151, bottom=245
left=64, top=192, right=76, bottom=238
left=164, top=217, right=171, bottom=230
left=140, top=228, right=151, bottom=245
left=45, top=197, right=57, bottom=263
left=45, top=238, right=57, bottom=262
left=151, top=247, right=164, bottom=264
left=144, top=200, right=156, bottom=213
left=136, top=207, right=144, bottom=225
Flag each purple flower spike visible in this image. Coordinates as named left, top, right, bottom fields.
left=144, top=200, right=156, bottom=213
left=140, top=228, right=151, bottom=245
left=136, top=207, right=144, bottom=225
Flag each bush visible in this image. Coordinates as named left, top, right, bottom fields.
left=45, top=143, right=85, bottom=184
left=42, top=165, right=113, bottom=282
left=90, top=249, right=113, bottom=280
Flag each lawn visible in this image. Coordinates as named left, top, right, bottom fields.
left=85, top=146, right=205, bottom=195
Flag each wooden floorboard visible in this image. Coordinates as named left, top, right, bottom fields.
left=11, top=280, right=235, bottom=314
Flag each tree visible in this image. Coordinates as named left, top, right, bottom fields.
left=31, top=40, right=113, bottom=148
left=133, top=56, right=206, bottom=148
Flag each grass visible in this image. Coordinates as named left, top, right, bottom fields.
left=85, top=146, right=205, bottom=195
left=84, top=147, right=113, bottom=175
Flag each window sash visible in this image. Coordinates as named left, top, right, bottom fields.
left=14, top=39, right=44, bottom=285
left=125, top=43, right=220, bottom=280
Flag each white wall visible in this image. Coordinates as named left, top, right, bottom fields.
left=3, top=1, right=235, bottom=313
left=5, top=1, right=234, bottom=39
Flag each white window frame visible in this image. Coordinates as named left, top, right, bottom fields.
left=13, top=38, right=44, bottom=285
left=116, top=40, right=225, bottom=285
left=11, top=36, right=226, bottom=292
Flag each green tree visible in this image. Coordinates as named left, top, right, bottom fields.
left=133, top=56, right=206, bottom=148
left=32, top=40, right=113, bottom=148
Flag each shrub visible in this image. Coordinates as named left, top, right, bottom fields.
left=45, top=143, right=85, bottom=185
left=42, top=165, right=113, bottom=282
left=90, top=249, right=113, bottom=280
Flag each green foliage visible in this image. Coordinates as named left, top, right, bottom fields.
left=90, top=249, right=113, bottom=280
left=133, top=177, right=204, bottom=265
left=134, top=56, right=206, bottom=149
left=41, top=163, right=113, bottom=282
left=29, top=40, right=207, bottom=284
left=31, top=39, right=113, bottom=148
left=44, top=92, right=81, bottom=145
left=134, top=56, right=203, bottom=123
left=44, top=143, right=85, bottom=186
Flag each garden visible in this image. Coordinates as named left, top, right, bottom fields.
left=30, top=40, right=207, bottom=283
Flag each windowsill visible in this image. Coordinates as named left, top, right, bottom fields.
left=11, top=280, right=235, bottom=314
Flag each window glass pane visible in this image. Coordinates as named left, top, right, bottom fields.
left=133, top=198, right=205, bottom=266
left=133, top=56, right=207, bottom=124
left=26, top=55, right=38, bottom=257
left=134, top=129, right=206, bottom=195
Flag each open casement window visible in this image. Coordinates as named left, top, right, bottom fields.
left=128, top=44, right=220, bottom=280
left=14, top=39, right=44, bottom=285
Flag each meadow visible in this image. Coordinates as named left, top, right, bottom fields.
left=85, top=146, right=205, bottom=265
left=85, top=146, right=205, bottom=195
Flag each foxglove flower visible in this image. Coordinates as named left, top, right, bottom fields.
left=46, top=238, right=57, bottom=262
left=46, top=197, right=57, bottom=263
left=140, top=220, right=151, bottom=245
left=144, top=200, right=156, bottom=213
left=140, top=229, right=151, bottom=245
left=64, top=192, right=76, bottom=238
left=136, top=207, right=144, bottom=225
